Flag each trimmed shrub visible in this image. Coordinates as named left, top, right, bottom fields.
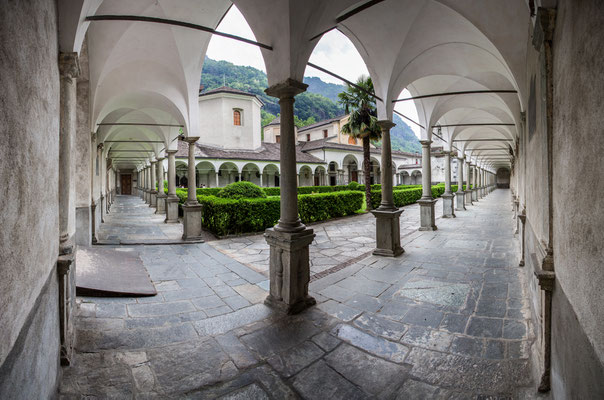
left=369, top=188, right=423, bottom=209
left=199, top=190, right=363, bottom=236
left=196, top=187, right=222, bottom=196
left=298, top=191, right=363, bottom=223
left=217, top=181, right=267, bottom=200
left=262, top=187, right=281, bottom=196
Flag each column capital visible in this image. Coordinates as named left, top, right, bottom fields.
left=377, top=120, right=396, bottom=130
left=157, top=157, right=165, bottom=161
left=265, top=78, right=307, bottom=99
left=97, top=143, right=104, bottom=151
left=59, top=52, right=80, bottom=80
left=166, top=149, right=178, bottom=155
left=183, top=136, right=200, bottom=144
left=419, top=139, right=432, bottom=146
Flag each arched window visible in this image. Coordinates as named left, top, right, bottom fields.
left=233, top=109, right=242, bottom=126
left=348, top=136, right=357, bottom=145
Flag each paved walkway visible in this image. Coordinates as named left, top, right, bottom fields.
left=210, top=199, right=441, bottom=276
left=97, top=195, right=185, bottom=244
left=60, top=190, right=538, bottom=399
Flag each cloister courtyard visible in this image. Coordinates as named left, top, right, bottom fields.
left=60, top=189, right=539, bottom=399
left=2, top=0, right=604, bottom=399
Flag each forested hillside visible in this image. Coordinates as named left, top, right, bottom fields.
left=201, top=58, right=421, bottom=153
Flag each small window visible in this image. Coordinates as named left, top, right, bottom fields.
left=348, top=136, right=357, bottom=145
left=276, top=135, right=280, bottom=143
left=306, top=134, right=311, bottom=141
left=233, top=109, right=242, bottom=126
left=323, top=129, right=328, bottom=138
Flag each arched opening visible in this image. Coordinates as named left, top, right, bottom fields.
left=262, top=164, right=280, bottom=187
left=218, top=162, right=240, bottom=186
left=314, top=166, right=327, bottom=186
left=369, top=158, right=381, bottom=185
left=298, top=166, right=314, bottom=187
left=196, top=161, right=217, bottom=188
left=411, top=170, right=422, bottom=185
left=328, top=161, right=339, bottom=186
left=241, top=163, right=261, bottom=186
left=175, top=161, right=188, bottom=188
left=343, top=154, right=359, bottom=184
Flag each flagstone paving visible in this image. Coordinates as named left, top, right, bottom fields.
left=59, top=190, right=541, bottom=399
left=209, top=199, right=440, bottom=276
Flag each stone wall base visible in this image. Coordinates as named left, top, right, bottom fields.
left=418, top=198, right=437, bottom=231
left=182, top=203, right=203, bottom=241
left=371, top=208, right=404, bottom=256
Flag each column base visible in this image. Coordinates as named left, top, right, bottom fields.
left=441, top=193, right=456, bottom=218
left=472, top=189, right=478, bottom=202
left=165, top=196, right=179, bottom=223
left=465, top=190, right=473, bottom=205
left=371, top=208, right=404, bottom=257
left=417, top=198, right=437, bottom=231
left=150, top=190, right=158, bottom=207
left=156, top=194, right=167, bottom=214
left=455, top=191, right=466, bottom=211
left=57, top=253, right=76, bottom=366
left=264, top=227, right=316, bottom=314
left=182, top=203, right=203, bottom=241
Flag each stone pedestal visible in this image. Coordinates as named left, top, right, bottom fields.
left=465, top=190, right=473, bottom=205
left=182, top=203, right=203, bottom=241
left=371, top=208, right=404, bottom=257
left=165, top=197, right=179, bottom=223
left=441, top=193, right=455, bottom=218
left=57, top=253, right=76, bottom=365
left=150, top=190, right=157, bottom=207
left=455, top=191, right=466, bottom=211
left=472, top=188, right=478, bottom=201
left=156, top=193, right=167, bottom=214
left=264, top=228, right=316, bottom=314
left=418, top=198, right=437, bottom=231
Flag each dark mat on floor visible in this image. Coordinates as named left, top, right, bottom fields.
left=76, top=247, right=157, bottom=296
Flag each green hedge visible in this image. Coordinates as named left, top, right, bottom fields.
left=198, top=190, right=363, bottom=236
left=217, top=181, right=267, bottom=199
left=369, top=188, right=423, bottom=209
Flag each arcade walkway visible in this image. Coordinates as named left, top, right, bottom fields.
left=97, top=195, right=187, bottom=244
left=60, top=190, right=537, bottom=398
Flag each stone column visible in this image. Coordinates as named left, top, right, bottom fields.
left=215, top=171, right=220, bottom=188
left=58, top=53, right=80, bottom=255
left=57, top=52, right=79, bottom=365
left=182, top=138, right=202, bottom=240
left=150, top=161, right=157, bottom=207
left=165, top=150, right=179, bottom=223
left=441, top=151, right=455, bottom=218
left=264, top=79, right=315, bottom=314
left=156, top=157, right=166, bottom=214
left=418, top=140, right=437, bottom=230
left=260, top=173, right=264, bottom=187
left=472, top=164, right=479, bottom=201
left=465, top=160, right=473, bottom=205
left=372, top=120, right=404, bottom=256
left=455, top=155, right=466, bottom=210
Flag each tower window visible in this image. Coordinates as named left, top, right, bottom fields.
left=233, top=109, right=242, bottom=126
left=306, top=134, right=311, bottom=141
left=323, top=129, right=328, bottom=138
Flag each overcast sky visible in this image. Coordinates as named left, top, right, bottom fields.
left=206, top=6, right=420, bottom=137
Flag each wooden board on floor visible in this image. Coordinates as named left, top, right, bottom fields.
left=76, top=247, right=157, bottom=297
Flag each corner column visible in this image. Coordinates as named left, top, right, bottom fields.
left=417, top=140, right=437, bottom=230
left=264, top=79, right=315, bottom=314
left=150, top=160, right=157, bottom=207
left=455, top=155, right=466, bottom=210
left=441, top=151, right=455, bottom=218
left=372, top=120, right=404, bottom=256
left=182, top=138, right=203, bottom=240
left=156, top=157, right=166, bottom=214
left=165, top=150, right=179, bottom=223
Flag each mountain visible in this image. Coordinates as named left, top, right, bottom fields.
left=200, top=58, right=421, bottom=153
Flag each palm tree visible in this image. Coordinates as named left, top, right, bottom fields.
left=338, top=76, right=382, bottom=211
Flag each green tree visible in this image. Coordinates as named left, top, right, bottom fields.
left=338, top=75, right=382, bottom=211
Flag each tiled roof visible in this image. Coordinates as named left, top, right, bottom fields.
left=175, top=140, right=325, bottom=164
left=300, top=137, right=420, bottom=158
left=297, top=115, right=347, bottom=133
left=264, top=116, right=280, bottom=127
left=199, top=86, right=264, bottom=104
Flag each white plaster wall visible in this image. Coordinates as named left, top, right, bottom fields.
left=0, top=0, right=60, bottom=393
left=199, top=94, right=262, bottom=150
